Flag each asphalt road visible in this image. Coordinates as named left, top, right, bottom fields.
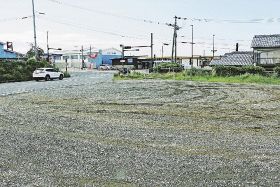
left=0, top=71, right=279, bottom=186
left=0, top=72, right=112, bottom=97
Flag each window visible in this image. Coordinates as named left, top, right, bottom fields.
left=71, top=55, right=78, bottom=60
left=63, top=56, right=69, bottom=60
left=54, top=56, right=61, bottom=60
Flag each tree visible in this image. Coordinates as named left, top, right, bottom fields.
left=26, top=44, right=45, bottom=60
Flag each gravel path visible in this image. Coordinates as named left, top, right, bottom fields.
left=0, top=72, right=280, bottom=186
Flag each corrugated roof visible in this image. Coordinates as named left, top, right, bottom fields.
left=251, top=34, right=280, bottom=48
left=210, top=51, right=253, bottom=66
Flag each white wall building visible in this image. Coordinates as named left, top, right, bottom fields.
left=252, top=35, right=280, bottom=65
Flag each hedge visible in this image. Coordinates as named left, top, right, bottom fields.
left=274, top=67, right=280, bottom=77
left=213, top=66, right=266, bottom=77
left=185, top=68, right=212, bottom=76
left=153, top=62, right=183, bottom=73
left=0, top=59, right=52, bottom=83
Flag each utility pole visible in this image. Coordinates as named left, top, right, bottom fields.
left=151, top=33, right=154, bottom=66
left=162, top=45, right=164, bottom=61
left=120, top=44, right=124, bottom=59
left=32, top=0, right=38, bottom=60
left=47, top=31, right=49, bottom=63
left=171, top=16, right=180, bottom=63
left=212, top=34, right=216, bottom=58
left=81, top=45, right=84, bottom=70
left=191, top=25, right=194, bottom=67
left=174, top=17, right=178, bottom=64
left=90, top=45, right=92, bottom=56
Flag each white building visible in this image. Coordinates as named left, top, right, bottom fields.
left=252, top=34, right=280, bottom=65
left=54, top=48, right=101, bottom=69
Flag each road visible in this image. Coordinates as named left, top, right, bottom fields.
left=0, top=72, right=112, bottom=97
left=0, top=71, right=279, bottom=186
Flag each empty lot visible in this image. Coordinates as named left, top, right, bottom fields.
left=0, top=72, right=279, bottom=186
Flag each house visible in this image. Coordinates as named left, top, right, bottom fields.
left=0, top=42, right=21, bottom=59
left=210, top=51, right=254, bottom=66
left=252, top=34, right=280, bottom=65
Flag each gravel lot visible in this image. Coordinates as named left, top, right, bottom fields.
left=0, top=71, right=280, bottom=186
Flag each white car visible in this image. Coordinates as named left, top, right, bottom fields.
left=33, top=68, right=64, bottom=81
left=99, top=64, right=112, bottom=71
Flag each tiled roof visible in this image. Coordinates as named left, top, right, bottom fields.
left=251, top=34, right=280, bottom=48
left=210, top=51, right=253, bottom=66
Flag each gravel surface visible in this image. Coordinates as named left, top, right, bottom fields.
left=0, top=71, right=280, bottom=186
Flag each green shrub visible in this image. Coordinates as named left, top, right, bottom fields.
left=242, top=66, right=266, bottom=76
left=185, top=68, right=212, bottom=76
left=63, top=71, right=71, bottom=78
left=274, top=66, right=280, bottom=77
left=2, top=74, right=14, bottom=81
left=0, top=60, right=52, bottom=83
left=213, top=66, right=266, bottom=77
left=213, top=66, right=241, bottom=76
left=153, top=62, right=183, bottom=73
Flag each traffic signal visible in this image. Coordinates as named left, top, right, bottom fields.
left=6, top=42, right=13, bottom=51
left=124, top=46, right=132, bottom=49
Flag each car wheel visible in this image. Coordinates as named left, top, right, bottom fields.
left=35, top=78, right=39, bottom=82
left=45, top=75, right=51, bottom=81
left=59, top=74, right=64, bottom=80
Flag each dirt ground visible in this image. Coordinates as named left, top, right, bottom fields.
left=0, top=75, right=280, bottom=186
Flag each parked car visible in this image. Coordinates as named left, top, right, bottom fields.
left=99, top=64, right=112, bottom=70
left=33, top=68, right=64, bottom=81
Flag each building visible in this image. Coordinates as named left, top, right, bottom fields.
left=54, top=49, right=103, bottom=69
left=252, top=34, right=280, bottom=65
left=0, top=42, right=21, bottom=59
left=210, top=51, right=254, bottom=66
left=102, top=48, right=122, bottom=65
left=54, top=48, right=122, bottom=69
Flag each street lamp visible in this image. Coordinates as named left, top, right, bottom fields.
left=181, top=41, right=196, bottom=67
left=22, top=9, right=46, bottom=60
left=162, top=43, right=169, bottom=61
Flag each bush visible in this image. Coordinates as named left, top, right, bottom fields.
left=0, top=60, right=52, bottom=83
left=242, top=66, right=266, bottom=76
left=213, top=66, right=242, bottom=76
left=153, top=62, right=183, bottom=73
left=274, top=66, right=280, bottom=77
left=185, top=68, right=212, bottom=76
left=63, top=71, right=71, bottom=78
left=213, top=66, right=266, bottom=77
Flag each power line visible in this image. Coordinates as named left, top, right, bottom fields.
left=38, top=16, right=147, bottom=40
left=0, top=16, right=33, bottom=23
left=45, top=0, right=169, bottom=26
left=177, top=16, right=280, bottom=24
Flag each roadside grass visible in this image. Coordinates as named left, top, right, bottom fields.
left=114, top=72, right=280, bottom=85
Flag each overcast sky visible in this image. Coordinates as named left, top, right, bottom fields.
left=1, top=0, right=280, bottom=56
